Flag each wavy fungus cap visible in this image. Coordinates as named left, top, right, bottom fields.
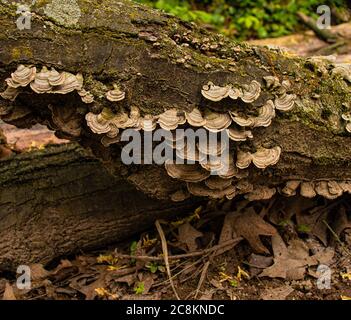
left=241, top=80, right=261, bottom=103
left=165, top=161, right=210, bottom=182
left=6, top=65, right=36, bottom=88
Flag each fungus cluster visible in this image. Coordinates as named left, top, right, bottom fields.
left=0, top=65, right=303, bottom=202
left=0, top=65, right=87, bottom=103
left=280, top=180, right=351, bottom=200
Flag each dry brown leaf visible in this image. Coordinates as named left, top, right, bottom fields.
left=233, top=208, right=277, bottom=254
left=260, top=285, right=294, bottom=300
left=140, top=274, right=154, bottom=295
left=215, top=212, right=241, bottom=255
left=332, top=206, right=351, bottom=238
left=199, top=289, right=215, bottom=300
left=3, top=282, right=16, bottom=300
left=296, top=209, right=328, bottom=245
left=248, top=253, right=273, bottom=277
left=115, top=274, right=135, bottom=287
left=30, top=263, right=51, bottom=281
left=259, top=235, right=319, bottom=280
left=178, top=222, right=203, bottom=252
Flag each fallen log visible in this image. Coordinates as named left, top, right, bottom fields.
left=0, top=0, right=351, bottom=267
left=0, top=143, right=201, bottom=270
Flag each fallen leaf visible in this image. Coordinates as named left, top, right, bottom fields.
left=332, top=206, right=351, bottom=238
left=260, top=285, right=294, bottom=300
left=296, top=209, right=328, bottom=245
left=341, top=295, right=351, bottom=300
left=30, top=264, right=51, bottom=281
left=115, top=274, right=135, bottom=287
left=248, top=253, right=273, bottom=277
left=199, top=289, right=215, bottom=300
left=3, top=282, right=16, bottom=300
left=215, top=212, right=242, bottom=255
left=233, top=208, right=277, bottom=254
left=140, top=274, right=154, bottom=295
left=178, top=222, right=203, bottom=252
left=259, top=235, right=319, bottom=280
left=210, top=279, right=224, bottom=290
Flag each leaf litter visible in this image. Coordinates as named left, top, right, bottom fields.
left=1, top=194, right=351, bottom=300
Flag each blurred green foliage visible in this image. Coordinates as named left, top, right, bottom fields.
left=134, top=0, right=349, bottom=40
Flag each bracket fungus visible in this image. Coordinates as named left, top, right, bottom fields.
left=0, top=87, right=19, bottom=101
left=78, top=89, right=94, bottom=104
left=331, top=63, right=351, bottom=83
left=187, top=181, right=236, bottom=200
left=241, top=80, right=261, bottom=103
left=201, top=82, right=232, bottom=102
left=263, top=76, right=280, bottom=89
left=281, top=180, right=301, bottom=197
left=315, top=181, right=343, bottom=200
left=185, top=108, right=206, bottom=127
left=245, top=186, right=276, bottom=201
left=158, top=109, right=186, bottom=131
left=203, top=111, right=232, bottom=132
left=229, top=100, right=276, bottom=128
left=236, top=146, right=281, bottom=169
left=86, top=109, right=114, bottom=135
left=6, top=65, right=36, bottom=88
left=300, top=182, right=317, bottom=198
left=165, top=161, right=210, bottom=182
left=201, top=82, right=242, bottom=102
left=106, top=85, right=126, bottom=102
left=30, top=67, right=52, bottom=94
left=274, top=93, right=296, bottom=111
left=226, top=127, right=253, bottom=141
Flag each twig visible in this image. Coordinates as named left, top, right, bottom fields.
left=323, top=220, right=351, bottom=258
left=153, top=253, right=210, bottom=288
left=114, top=237, right=243, bottom=262
left=297, top=12, right=339, bottom=43
left=155, top=220, right=180, bottom=300
left=194, top=261, right=210, bottom=299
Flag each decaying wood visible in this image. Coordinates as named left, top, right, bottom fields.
left=0, top=0, right=351, bottom=268
left=0, top=0, right=350, bottom=200
left=0, top=143, right=201, bottom=270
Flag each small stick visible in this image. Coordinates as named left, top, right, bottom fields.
left=194, top=261, right=210, bottom=299
left=114, top=237, right=243, bottom=262
left=155, top=220, right=180, bottom=300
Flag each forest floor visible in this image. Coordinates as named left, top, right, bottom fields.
left=1, top=23, right=351, bottom=301
left=1, top=193, right=351, bottom=300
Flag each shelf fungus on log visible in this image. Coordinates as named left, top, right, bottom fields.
left=106, top=84, right=126, bottom=102
left=236, top=146, right=282, bottom=170
left=185, top=108, right=207, bottom=127
left=241, top=80, right=261, bottom=103
left=187, top=181, right=236, bottom=200
left=203, top=111, right=232, bottom=132
left=281, top=180, right=301, bottom=197
left=245, top=186, right=276, bottom=201
left=0, top=0, right=351, bottom=208
left=226, top=127, right=253, bottom=141
left=230, top=100, right=276, bottom=128
left=165, top=161, right=210, bottom=183
left=6, top=65, right=36, bottom=88
left=158, top=109, right=186, bottom=130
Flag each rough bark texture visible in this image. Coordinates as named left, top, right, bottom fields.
left=0, top=0, right=351, bottom=268
left=0, top=0, right=350, bottom=198
left=0, top=143, right=201, bottom=270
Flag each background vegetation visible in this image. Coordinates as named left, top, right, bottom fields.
left=134, top=0, right=350, bottom=40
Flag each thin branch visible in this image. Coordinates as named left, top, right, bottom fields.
left=155, top=220, right=180, bottom=300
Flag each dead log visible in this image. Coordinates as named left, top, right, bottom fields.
left=0, top=143, right=201, bottom=270
left=0, top=0, right=351, bottom=267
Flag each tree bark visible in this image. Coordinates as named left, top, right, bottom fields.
left=0, top=143, right=201, bottom=270
left=0, top=0, right=351, bottom=268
